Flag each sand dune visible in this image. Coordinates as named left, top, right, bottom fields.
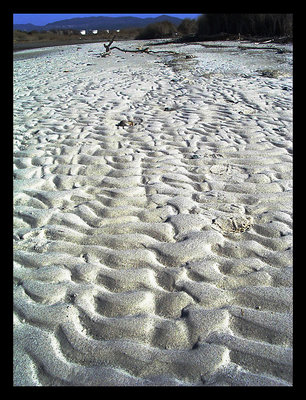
left=14, top=40, right=292, bottom=386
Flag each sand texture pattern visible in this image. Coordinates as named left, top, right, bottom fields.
left=13, top=40, right=293, bottom=386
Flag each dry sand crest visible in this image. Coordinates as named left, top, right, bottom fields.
left=13, top=40, right=293, bottom=386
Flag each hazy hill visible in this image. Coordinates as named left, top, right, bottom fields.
left=14, top=15, right=183, bottom=32
left=13, top=23, right=42, bottom=31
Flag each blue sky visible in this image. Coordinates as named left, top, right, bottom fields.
left=13, top=14, right=202, bottom=26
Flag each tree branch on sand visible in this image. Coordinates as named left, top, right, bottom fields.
left=103, top=34, right=116, bottom=53
left=100, top=34, right=176, bottom=57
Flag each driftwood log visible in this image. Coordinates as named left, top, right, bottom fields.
left=101, top=34, right=177, bottom=57
left=103, top=34, right=116, bottom=52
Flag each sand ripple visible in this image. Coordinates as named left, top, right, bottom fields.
left=14, top=41, right=292, bottom=386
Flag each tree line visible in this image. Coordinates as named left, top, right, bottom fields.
left=14, top=14, right=293, bottom=43
left=134, top=14, right=292, bottom=40
left=196, top=14, right=292, bottom=37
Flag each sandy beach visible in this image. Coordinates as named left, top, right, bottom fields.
left=13, top=39, right=293, bottom=386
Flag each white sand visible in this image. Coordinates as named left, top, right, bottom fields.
left=13, top=40, right=293, bottom=386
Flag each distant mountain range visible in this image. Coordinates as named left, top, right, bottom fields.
left=13, top=15, right=184, bottom=32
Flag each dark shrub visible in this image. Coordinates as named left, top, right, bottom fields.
left=196, top=14, right=293, bottom=37
left=136, top=21, right=178, bottom=39
left=177, top=18, right=198, bottom=35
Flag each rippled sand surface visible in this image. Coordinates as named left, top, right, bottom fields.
left=13, top=40, right=293, bottom=386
